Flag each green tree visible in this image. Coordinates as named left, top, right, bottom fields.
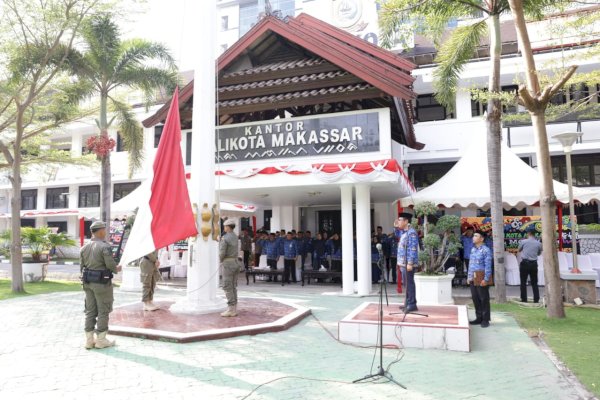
left=379, top=0, right=557, bottom=303
left=72, top=14, right=178, bottom=224
left=0, top=0, right=113, bottom=293
left=505, top=0, right=589, bottom=318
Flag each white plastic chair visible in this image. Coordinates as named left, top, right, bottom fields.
left=504, top=252, right=520, bottom=285
left=577, top=255, right=594, bottom=272
left=537, top=255, right=545, bottom=286
left=557, top=252, right=570, bottom=272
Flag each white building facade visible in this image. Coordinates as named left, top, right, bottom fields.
left=1, top=0, right=599, bottom=244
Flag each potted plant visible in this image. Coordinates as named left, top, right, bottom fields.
left=413, top=201, right=462, bottom=305
left=2, top=227, right=77, bottom=282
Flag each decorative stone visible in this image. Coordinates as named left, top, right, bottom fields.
left=560, top=272, right=598, bottom=304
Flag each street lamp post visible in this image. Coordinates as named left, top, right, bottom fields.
left=552, top=131, right=583, bottom=274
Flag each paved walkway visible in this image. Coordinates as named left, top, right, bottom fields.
left=0, top=282, right=593, bottom=400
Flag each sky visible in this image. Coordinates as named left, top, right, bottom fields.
left=121, top=0, right=205, bottom=72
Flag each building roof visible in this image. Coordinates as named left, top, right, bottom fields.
left=143, top=13, right=423, bottom=150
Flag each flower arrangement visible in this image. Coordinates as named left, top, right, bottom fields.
left=86, top=135, right=116, bottom=157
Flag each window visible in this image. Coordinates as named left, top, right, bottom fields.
left=47, top=221, right=68, bottom=233
left=78, top=185, right=100, bottom=208
left=239, top=1, right=259, bottom=36
left=569, top=84, right=590, bottom=102
left=410, top=162, right=456, bottom=189
left=501, top=85, right=519, bottom=114
left=504, top=208, right=527, bottom=216
left=471, top=96, right=485, bottom=117
left=83, top=220, right=93, bottom=239
left=21, top=219, right=35, bottom=228
left=116, top=133, right=125, bottom=152
left=263, top=209, right=272, bottom=231
left=21, top=189, right=37, bottom=210
left=113, top=182, right=140, bottom=202
left=551, top=154, right=600, bottom=187
left=186, top=131, right=192, bottom=166
left=414, top=94, right=454, bottom=122
left=154, top=125, right=164, bottom=148
left=563, top=204, right=599, bottom=224
left=221, top=15, right=229, bottom=31
left=46, top=187, right=69, bottom=209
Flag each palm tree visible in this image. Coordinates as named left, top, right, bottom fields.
left=380, top=0, right=556, bottom=303
left=73, top=14, right=178, bottom=223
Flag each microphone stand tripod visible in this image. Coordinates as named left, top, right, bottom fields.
left=353, top=252, right=406, bottom=389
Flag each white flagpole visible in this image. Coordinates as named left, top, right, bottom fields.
left=171, top=0, right=226, bottom=314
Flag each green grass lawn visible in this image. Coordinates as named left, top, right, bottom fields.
left=493, top=302, right=600, bottom=397
left=0, top=278, right=81, bottom=300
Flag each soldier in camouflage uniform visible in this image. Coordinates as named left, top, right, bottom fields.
left=220, top=219, right=240, bottom=317
left=140, top=250, right=160, bottom=311
left=80, top=221, right=121, bottom=349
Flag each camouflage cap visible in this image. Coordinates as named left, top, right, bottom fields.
left=223, top=219, right=236, bottom=227
left=90, top=221, right=107, bottom=231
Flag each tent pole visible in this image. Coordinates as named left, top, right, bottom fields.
left=557, top=204, right=563, bottom=251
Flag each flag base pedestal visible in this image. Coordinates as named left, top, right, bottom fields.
left=169, top=297, right=227, bottom=315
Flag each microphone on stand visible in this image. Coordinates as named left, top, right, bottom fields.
left=376, top=243, right=383, bottom=258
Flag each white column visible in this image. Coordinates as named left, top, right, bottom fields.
left=71, top=132, right=83, bottom=157
left=270, top=206, right=281, bottom=232
left=171, top=0, right=225, bottom=314
left=341, top=185, right=354, bottom=295
left=355, top=184, right=371, bottom=296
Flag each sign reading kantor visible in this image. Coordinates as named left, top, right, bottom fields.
left=216, top=111, right=380, bottom=162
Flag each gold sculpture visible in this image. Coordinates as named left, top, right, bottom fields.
left=200, top=202, right=212, bottom=241
left=212, top=203, right=220, bottom=241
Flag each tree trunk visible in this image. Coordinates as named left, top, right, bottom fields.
left=532, top=113, right=564, bottom=318
left=487, top=13, right=506, bottom=302
left=99, top=94, right=111, bottom=223
left=10, top=109, right=24, bottom=293
left=508, top=0, right=565, bottom=318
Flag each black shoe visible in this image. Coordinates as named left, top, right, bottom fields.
left=405, top=306, right=418, bottom=312
left=267, top=278, right=273, bottom=282
left=533, top=300, right=539, bottom=303
left=469, top=319, right=482, bottom=325
left=481, top=321, right=490, bottom=328
left=520, top=299, right=528, bottom=303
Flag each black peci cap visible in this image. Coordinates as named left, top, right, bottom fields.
left=398, top=212, right=413, bottom=222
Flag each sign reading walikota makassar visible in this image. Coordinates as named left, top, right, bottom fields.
left=215, top=111, right=380, bottom=162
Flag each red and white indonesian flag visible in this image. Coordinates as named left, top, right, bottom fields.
left=119, top=88, right=198, bottom=266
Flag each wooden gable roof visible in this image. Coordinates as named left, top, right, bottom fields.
left=143, top=14, right=423, bottom=150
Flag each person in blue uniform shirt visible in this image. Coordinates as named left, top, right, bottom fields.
left=468, top=230, right=493, bottom=328
left=388, top=233, right=399, bottom=284
left=396, top=212, right=419, bottom=312
left=461, top=227, right=475, bottom=270
left=371, top=236, right=382, bottom=283
left=264, top=233, right=280, bottom=282
left=283, top=232, right=299, bottom=283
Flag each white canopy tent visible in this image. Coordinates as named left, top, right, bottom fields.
left=80, top=179, right=256, bottom=219
left=399, top=134, right=600, bottom=208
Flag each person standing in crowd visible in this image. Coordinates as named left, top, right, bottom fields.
left=396, top=213, right=419, bottom=312
left=240, top=228, right=252, bottom=271
left=461, top=227, right=475, bottom=270
left=371, top=235, right=382, bottom=283
left=283, top=232, right=299, bottom=283
left=312, top=232, right=325, bottom=270
left=330, top=233, right=342, bottom=272
left=296, top=231, right=305, bottom=271
left=254, top=231, right=265, bottom=269
left=140, top=250, right=160, bottom=311
left=388, top=232, right=398, bottom=284
left=81, top=221, right=121, bottom=349
left=264, top=232, right=280, bottom=282
left=219, top=219, right=240, bottom=317
left=518, top=229, right=542, bottom=303
left=302, top=230, right=313, bottom=270
left=468, top=230, right=493, bottom=328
